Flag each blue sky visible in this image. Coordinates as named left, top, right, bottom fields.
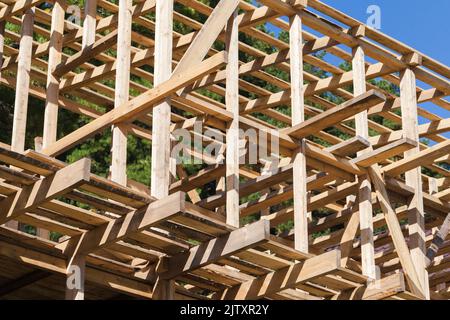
left=257, top=0, right=450, bottom=139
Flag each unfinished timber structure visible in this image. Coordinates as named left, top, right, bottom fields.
left=0, top=0, right=449, bottom=300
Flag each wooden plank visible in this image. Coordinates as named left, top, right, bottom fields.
left=150, top=0, right=174, bottom=199
left=325, top=136, right=370, bottom=157
left=0, top=0, right=44, bottom=21
left=368, top=165, right=425, bottom=298
left=82, top=0, right=97, bottom=49
left=290, top=13, right=308, bottom=253
left=42, top=1, right=64, bottom=149
left=158, top=220, right=271, bottom=279
left=352, top=138, right=417, bottom=167
left=219, top=250, right=341, bottom=300
left=11, top=8, right=34, bottom=152
left=0, top=158, right=91, bottom=224
left=283, top=90, right=386, bottom=139
left=41, top=51, right=227, bottom=156
left=58, top=192, right=185, bottom=256
left=54, top=30, right=118, bottom=77
left=383, top=140, right=450, bottom=177
left=0, top=238, right=156, bottom=299
left=173, top=0, right=239, bottom=76
left=111, top=0, right=132, bottom=186
left=362, top=273, right=407, bottom=300
left=225, top=9, right=240, bottom=227
left=0, top=20, right=4, bottom=82
left=350, top=43, right=376, bottom=280
left=426, top=213, right=450, bottom=267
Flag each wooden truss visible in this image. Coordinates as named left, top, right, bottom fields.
left=0, top=0, right=449, bottom=300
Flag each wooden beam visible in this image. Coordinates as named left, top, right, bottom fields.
left=325, top=136, right=370, bottom=157
left=0, top=20, right=4, bottom=82
left=150, top=0, right=176, bottom=300
left=283, top=90, right=386, bottom=139
left=41, top=51, right=227, bottom=156
left=368, top=118, right=450, bottom=147
left=290, top=13, right=308, bottom=253
left=11, top=8, right=34, bottom=152
left=151, top=0, right=174, bottom=199
left=368, top=165, right=425, bottom=298
left=158, top=220, right=271, bottom=279
left=0, top=237, right=155, bottom=299
left=43, top=1, right=64, bottom=149
left=334, top=272, right=408, bottom=300
left=54, top=30, right=118, bottom=77
left=58, top=192, right=185, bottom=256
left=383, top=140, right=450, bottom=177
left=351, top=42, right=377, bottom=280
left=352, top=138, right=417, bottom=168
left=173, top=0, right=239, bottom=76
left=111, top=0, right=132, bottom=186
left=82, top=0, right=97, bottom=49
left=426, top=213, right=450, bottom=267
left=0, top=0, right=44, bottom=21
left=219, top=250, right=341, bottom=300
left=225, top=9, right=240, bottom=228
left=0, top=158, right=91, bottom=224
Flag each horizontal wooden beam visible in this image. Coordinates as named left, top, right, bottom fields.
left=352, top=138, right=417, bottom=167
left=53, top=29, right=119, bottom=77
left=0, top=158, right=91, bottom=224
left=158, top=220, right=271, bottom=279
left=383, top=140, right=450, bottom=177
left=283, top=90, right=386, bottom=139
left=219, top=249, right=341, bottom=300
left=58, top=191, right=185, bottom=256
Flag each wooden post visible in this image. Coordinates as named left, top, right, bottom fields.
left=43, top=1, right=64, bottom=149
left=111, top=0, right=132, bottom=186
left=151, top=0, right=175, bottom=300
left=11, top=8, right=34, bottom=153
left=0, top=21, right=5, bottom=82
left=32, top=136, right=50, bottom=239
left=400, top=66, right=429, bottom=299
left=352, top=45, right=377, bottom=280
left=225, top=9, right=240, bottom=228
left=290, top=13, right=308, bottom=253
left=150, top=0, right=173, bottom=199
left=82, top=0, right=97, bottom=49
left=8, top=8, right=34, bottom=230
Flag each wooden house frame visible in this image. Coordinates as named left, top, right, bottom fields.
left=0, top=0, right=449, bottom=300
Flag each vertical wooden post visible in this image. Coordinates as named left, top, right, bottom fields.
left=225, top=9, right=240, bottom=228
left=40, top=1, right=65, bottom=239
left=151, top=0, right=175, bottom=300
left=150, top=0, right=173, bottom=199
left=0, top=21, right=5, bottom=82
left=290, top=13, right=308, bottom=253
left=43, top=0, right=64, bottom=149
left=400, top=65, right=430, bottom=299
left=352, top=45, right=377, bottom=280
left=82, top=0, right=97, bottom=49
left=11, top=8, right=34, bottom=153
left=8, top=8, right=34, bottom=230
left=111, top=0, right=132, bottom=186
left=65, top=255, right=86, bottom=300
